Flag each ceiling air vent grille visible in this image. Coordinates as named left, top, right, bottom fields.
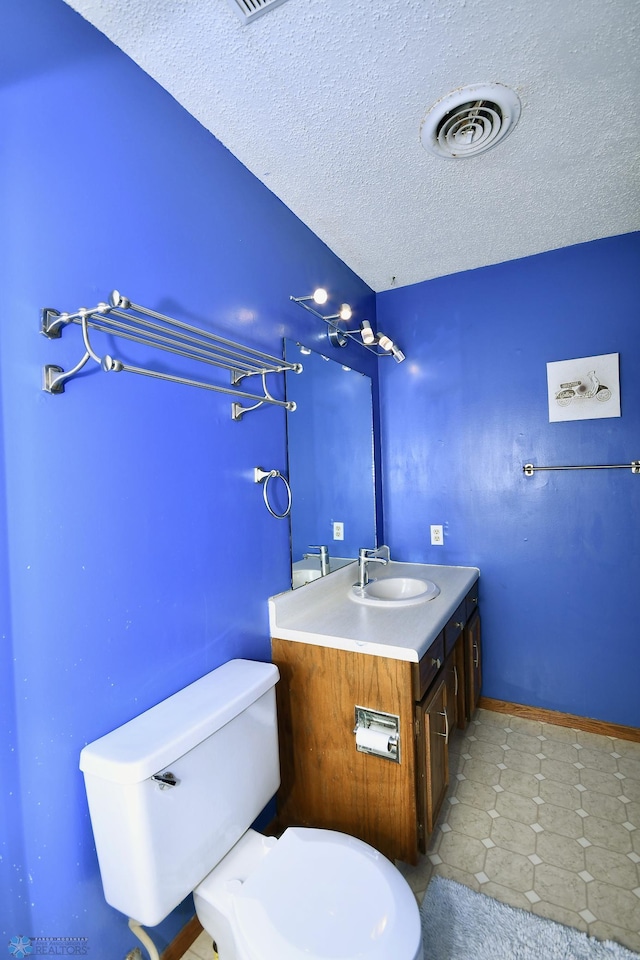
left=421, top=83, right=521, bottom=159
left=227, top=0, right=291, bottom=24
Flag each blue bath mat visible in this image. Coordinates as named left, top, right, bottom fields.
left=421, top=877, right=639, bottom=959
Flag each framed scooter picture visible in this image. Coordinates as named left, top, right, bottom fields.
left=546, top=353, right=620, bottom=422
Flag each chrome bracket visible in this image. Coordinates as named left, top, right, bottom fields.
left=232, top=400, right=264, bottom=421
left=42, top=364, right=66, bottom=394
left=40, top=308, right=69, bottom=339
left=42, top=351, right=92, bottom=394
left=327, top=324, right=348, bottom=348
left=230, top=367, right=253, bottom=386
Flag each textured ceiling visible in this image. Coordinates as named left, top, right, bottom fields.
left=63, top=0, right=639, bottom=292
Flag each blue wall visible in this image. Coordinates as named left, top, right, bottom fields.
left=0, top=0, right=376, bottom=950
left=377, top=233, right=640, bottom=729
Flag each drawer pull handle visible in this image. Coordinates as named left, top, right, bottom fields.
left=455, top=621, right=464, bottom=629
left=437, top=709, right=450, bottom=743
left=432, top=657, right=441, bottom=669
left=453, top=664, right=458, bottom=696
left=473, top=641, right=479, bottom=668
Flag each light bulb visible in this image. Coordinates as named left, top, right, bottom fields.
left=378, top=333, right=394, bottom=352
left=392, top=345, right=406, bottom=363
left=339, top=303, right=352, bottom=321
left=313, top=288, right=328, bottom=305
left=360, top=320, right=375, bottom=345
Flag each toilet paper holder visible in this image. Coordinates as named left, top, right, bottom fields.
left=354, top=706, right=400, bottom=763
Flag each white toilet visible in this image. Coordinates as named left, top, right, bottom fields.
left=80, top=659, right=423, bottom=960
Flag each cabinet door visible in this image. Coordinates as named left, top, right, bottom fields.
left=465, top=609, right=482, bottom=716
left=444, top=647, right=458, bottom=732
left=415, top=675, right=449, bottom=851
left=454, top=634, right=467, bottom=729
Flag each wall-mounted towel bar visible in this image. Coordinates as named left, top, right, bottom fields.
left=41, top=290, right=301, bottom=421
left=524, top=461, right=640, bottom=476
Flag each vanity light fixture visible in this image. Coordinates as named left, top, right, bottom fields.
left=360, top=320, right=376, bottom=345
left=290, top=290, right=406, bottom=362
left=293, top=288, right=328, bottom=306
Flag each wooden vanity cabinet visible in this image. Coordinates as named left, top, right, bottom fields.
left=271, top=581, right=481, bottom=865
left=272, top=638, right=420, bottom=864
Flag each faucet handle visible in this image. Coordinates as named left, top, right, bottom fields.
left=359, top=545, right=390, bottom=561
left=307, top=544, right=330, bottom=577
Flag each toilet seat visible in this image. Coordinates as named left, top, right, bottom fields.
left=197, top=827, right=423, bottom=960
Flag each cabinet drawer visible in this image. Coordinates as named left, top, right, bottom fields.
left=444, top=600, right=467, bottom=656
left=412, top=632, right=445, bottom=701
left=466, top=582, right=479, bottom=619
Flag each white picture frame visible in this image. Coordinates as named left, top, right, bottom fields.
left=546, top=353, right=620, bottom=423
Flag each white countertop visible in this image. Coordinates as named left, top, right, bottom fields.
left=269, top=560, right=480, bottom=662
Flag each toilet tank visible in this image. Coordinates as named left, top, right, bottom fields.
left=79, top=659, right=280, bottom=926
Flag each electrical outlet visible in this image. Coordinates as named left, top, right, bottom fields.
left=430, top=524, right=444, bottom=546
left=333, top=521, right=344, bottom=541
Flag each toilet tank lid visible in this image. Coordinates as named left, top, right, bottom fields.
left=79, top=659, right=279, bottom=785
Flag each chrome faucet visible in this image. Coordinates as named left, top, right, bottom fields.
left=356, top=546, right=389, bottom=589
left=304, top=544, right=330, bottom=577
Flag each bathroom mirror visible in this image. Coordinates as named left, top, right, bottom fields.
left=284, top=340, right=377, bottom=588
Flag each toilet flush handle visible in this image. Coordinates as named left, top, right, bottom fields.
left=152, top=771, right=179, bottom=789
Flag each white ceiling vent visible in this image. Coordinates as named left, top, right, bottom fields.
left=421, top=83, right=521, bottom=159
left=226, top=0, right=291, bottom=24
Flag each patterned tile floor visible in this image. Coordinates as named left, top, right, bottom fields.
left=181, top=708, right=640, bottom=958
left=398, top=708, right=640, bottom=953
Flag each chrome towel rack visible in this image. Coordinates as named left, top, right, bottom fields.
left=524, top=461, right=640, bottom=476
left=41, top=290, right=301, bottom=421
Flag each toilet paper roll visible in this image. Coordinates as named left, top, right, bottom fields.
left=356, top=725, right=394, bottom=754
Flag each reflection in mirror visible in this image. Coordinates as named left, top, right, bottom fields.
left=284, top=340, right=377, bottom=588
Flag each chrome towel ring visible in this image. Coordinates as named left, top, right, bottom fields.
left=254, top=467, right=292, bottom=519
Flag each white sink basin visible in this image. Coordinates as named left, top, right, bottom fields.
left=350, top=577, right=440, bottom=606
